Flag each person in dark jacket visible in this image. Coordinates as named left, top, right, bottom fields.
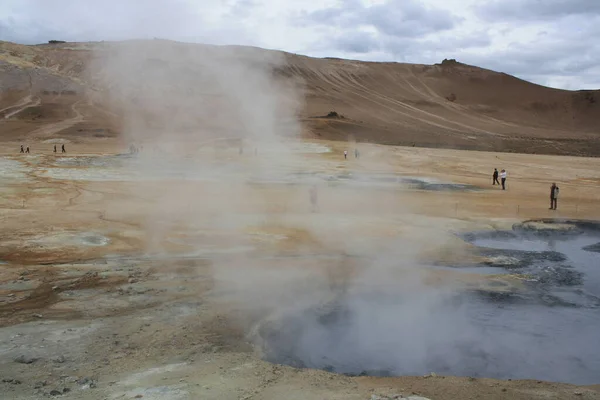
left=550, top=183, right=559, bottom=210
left=493, top=168, right=499, bottom=185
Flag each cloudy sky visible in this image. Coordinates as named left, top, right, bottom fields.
left=1, top=0, right=599, bottom=90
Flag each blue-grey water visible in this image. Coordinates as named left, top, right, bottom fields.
left=260, top=229, right=600, bottom=385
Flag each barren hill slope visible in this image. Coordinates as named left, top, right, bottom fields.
left=1, top=40, right=599, bottom=156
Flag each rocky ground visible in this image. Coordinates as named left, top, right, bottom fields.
left=1, top=139, right=599, bottom=399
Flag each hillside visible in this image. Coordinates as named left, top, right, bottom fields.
left=1, top=40, right=599, bottom=156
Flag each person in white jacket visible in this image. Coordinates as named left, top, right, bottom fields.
left=500, top=169, right=507, bottom=190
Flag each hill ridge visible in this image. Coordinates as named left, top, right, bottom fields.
left=1, top=40, right=599, bottom=156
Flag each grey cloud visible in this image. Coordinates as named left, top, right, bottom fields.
left=0, top=0, right=206, bottom=44
left=333, top=32, right=381, bottom=54
left=477, top=0, right=600, bottom=21
left=298, top=0, right=457, bottom=38
left=301, top=13, right=598, bottom=90
left=417, top=31, right=492, bottom=52
left=227, top=0, right=260, bottom=19
left=452, top=25, right=600, bottom=89
left=364, top=0, right=456, bottom=37
left=306, top=28, right=491, bottom=63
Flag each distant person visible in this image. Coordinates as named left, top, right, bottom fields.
left=500, top=169, right=507, bottom=190
left=20, top=145, right=24, bottom=153
left=493, top=168, right=499, bottom=185
left=355, top=149, right=359, bottom=159
left=61, top=144, right=66, bottom=153
left=309, top=185, right=318, bottom=213
left=550, top=183, right=559, bottom=210
left=53, top=145, right=57, bottom=153
left=344, top=150, right=347, bottom=159
left=25, top=146, right=30, bottom=154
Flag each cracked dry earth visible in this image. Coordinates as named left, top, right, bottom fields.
left=1, top=140, right=600, bottom=400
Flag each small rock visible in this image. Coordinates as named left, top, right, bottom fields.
left=62, top=388, right=71, bottom=393
left=52, top=286, right=59, bottom=291
left=53, top=355, right=66, bottom=363
left=2, top=378, right=22, bottom=384
left=128, top=278, right=138, bottom=284
left=49, top=389, right=63, bottom=396
left=14, top=355, right=39, bottom=364
left=574, top=391, right=583, bottom=396
left=34, top=381, right=47, bottom=389
left=77, top=377, right=94, bottom=386
left=134, top=395, right=143, bottom=399
left=7, top=293, right=15, bottom=298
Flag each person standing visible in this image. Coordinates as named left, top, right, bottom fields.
left=53, top=145, right=57, bottom=153
left=550, top=183, right=559, bottom=210
left=309, top=185, right=318, bottom=213
left=493, top=168, right=499, bottom=185
left=500, top=169, right=507, bottom=190
left=344, top=150, right=347, bottom=159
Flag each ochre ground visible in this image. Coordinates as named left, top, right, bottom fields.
left=0, top=137, right=599, bottom=399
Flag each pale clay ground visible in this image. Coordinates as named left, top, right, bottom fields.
left=0, top=139, right=599, bottom=400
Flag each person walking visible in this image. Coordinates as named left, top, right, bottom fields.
left=61, top=144, right=66, bottom=153
left=493, top=168, right=499, bottom=185
left=500, top=169, right=507, bottom=190
left=53, top=145, right=57, bottom=153
left=25, top=146, right=30, bottom=154
left=550, top=183, right=559, bottom=210
left=20, top=145, right=24, bottom=153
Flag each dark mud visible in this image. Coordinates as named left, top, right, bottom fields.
left=325, top=173, right=481, bottom=191
left=258, top=219, right=600, bottom=385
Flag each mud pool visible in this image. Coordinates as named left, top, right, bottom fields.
left=258, top=220, right=600, bottom=385
left=41, top=154, right=477, bottom=192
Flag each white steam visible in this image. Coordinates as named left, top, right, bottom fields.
left=90, top=39, right=569, bottom=384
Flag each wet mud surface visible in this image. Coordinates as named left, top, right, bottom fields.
left=258, top=219, right=600, bottom=384
left=3, top=153, right=478, bottom=192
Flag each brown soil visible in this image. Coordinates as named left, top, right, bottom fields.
left=1, top=40, right=599, bottom=156
left=1, top=40, right=599, bottom=400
